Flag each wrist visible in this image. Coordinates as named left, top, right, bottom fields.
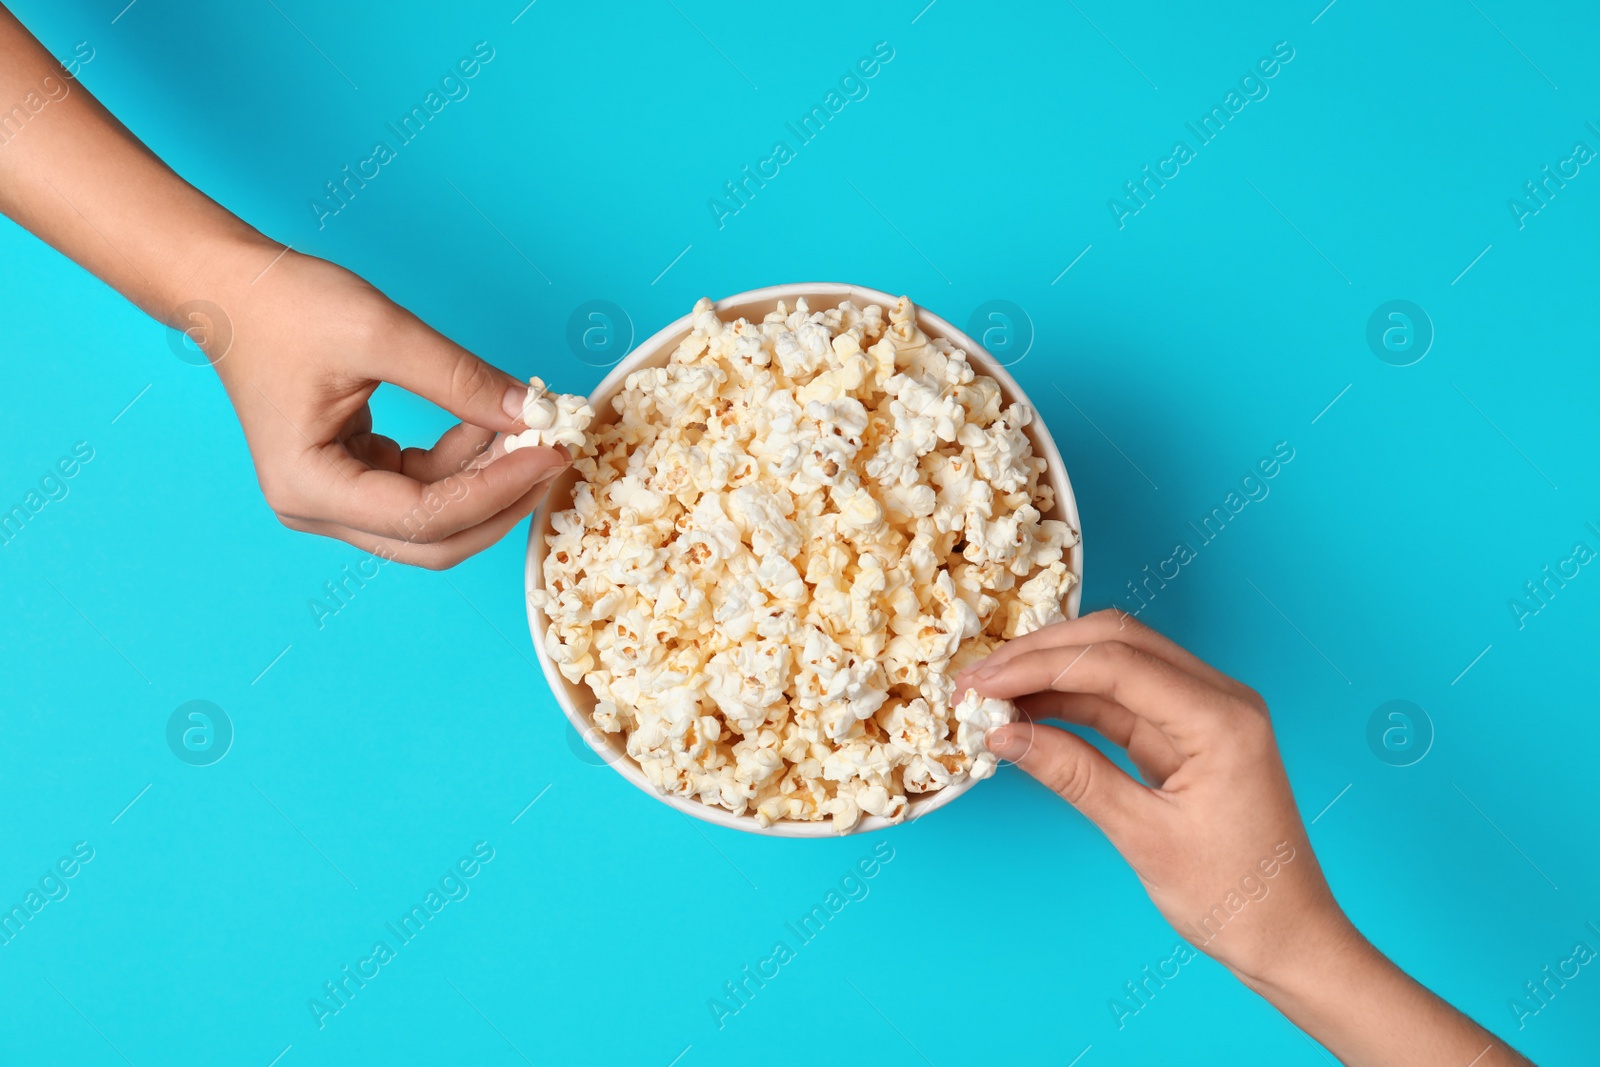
left=149, top=225, right=291, bottom=374
left=151, top=224, right=280, bottom=323
left=1233, top=910, right=1384, bottom=1007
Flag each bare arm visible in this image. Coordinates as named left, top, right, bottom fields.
left=0, top=11, right=258, bottom=316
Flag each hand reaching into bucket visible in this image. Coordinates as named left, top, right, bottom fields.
left=960, top=611, right=1533, bottom=1067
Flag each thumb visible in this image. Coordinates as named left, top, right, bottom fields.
left=379, top=325, right=529, bottom=433
left=986, top=722, right=1153, bottom=840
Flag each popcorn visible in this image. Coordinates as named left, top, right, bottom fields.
left=506, top=377, right=594, bottom=452
left=953, top=688, right=1020, bottom=781
left=536, top=296, right=1078, bottom=832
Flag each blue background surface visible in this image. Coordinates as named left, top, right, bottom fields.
left=2, top=1, right=1598, bottom=1064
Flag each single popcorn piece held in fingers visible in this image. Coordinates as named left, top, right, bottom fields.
left=953, top=688, right=1019, bottom=781
left=536, top=295, right=1078, bottom=833
left=506, top=376, right=594, bottom=452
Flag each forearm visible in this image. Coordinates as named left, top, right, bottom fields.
left=0, top=6, right=272, bottom=317
left=1241, top=920, right=1532, bottom=1067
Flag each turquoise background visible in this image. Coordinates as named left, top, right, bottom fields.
left=2, top=0, right=1597, bottom=1063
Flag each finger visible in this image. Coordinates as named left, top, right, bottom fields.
left=969, top=641, right=1236, bottom=752
left=280, top=471, right=557, bottom=569
left=985, top=721, right=1158, bottom=840
left=374, top=321, right=531, bottom=433
left=963, top=608, right=1248, bottom=695
left=959, top=609, right=1252, bottom=700
left=400, top=421, right=499, bottom=483
left=1015, top=691, right=1184, bottom=786
left=343, top=432, right=403, bottom=473
left=339, top=404, right=374, bottom=437
left=293, top=442, right=567, bottom=543
left=416, top=472, right=559, bottom=563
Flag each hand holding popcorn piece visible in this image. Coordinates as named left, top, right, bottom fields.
left=962, top=611, right=1533, bottom=1067
left=0, top=11, right=570, bottom=569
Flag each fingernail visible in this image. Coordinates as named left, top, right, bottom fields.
left=968, top=657, right=1000, bottom=680
left=502, top=382, right=528, bottom=422
left=985, top=726, right=1018, bottom=757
